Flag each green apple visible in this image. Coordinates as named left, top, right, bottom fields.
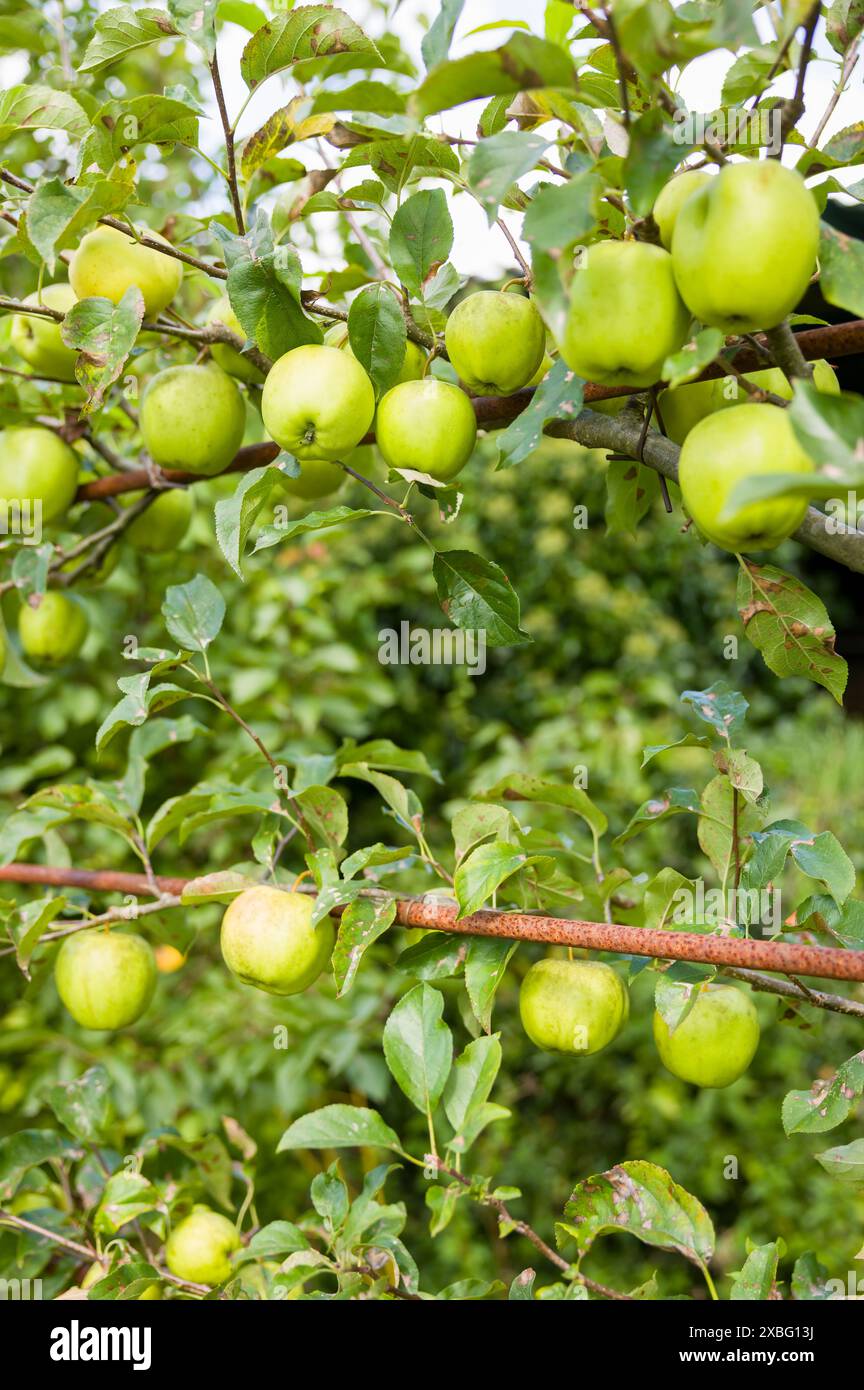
left=125, top=487, right=194, bottom=551
left=519, top=958, right=629, bottom=1055
left=275, top=460, right=345, bottom=500
left=54, top=930, right=156, bottom=1030
left=324, top=322, right=427, bottom=385
left=19, top=591, right=89, bottom=665
left=206, top=295, right=264, bottom=384
left=0, top=426, right=79, bottom=525
left=444, top=290, right=546, bottom=395
left=659, top=358, right=839, bottom=444
left=561, top=240, right=690, bottom=387
left=220, top=886, right=334, bottom=995
left=678, top=402, right=814, bottom=551
left=141, top=363, right=246, bottom=475
left=70, top=225, right=183, bottom=317
left=375, top=379, right=477, bottom=482
left=671, top=160, right=819, bottom=333
left=261, top=345, right=375, bottom=459
left=82, top=1261, right=162, bottom=1300
left=11, top=284, right=79, bottom=381
left=165, top=1206, right=241, bottom=1286
left=653, top=984, right=760, bottom=1088
left=652, top=170, right=713, bottom=250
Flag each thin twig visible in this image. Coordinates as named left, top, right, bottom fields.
left=209, top=54, right=245, bottom=234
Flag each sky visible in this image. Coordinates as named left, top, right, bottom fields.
left=2, top=1, right=861, bottom=280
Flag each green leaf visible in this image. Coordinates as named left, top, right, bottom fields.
left=697, top=774, right=763, bottom=883
left=814, top=1138, right=864, bottom=1181
left=413, top=32, right=576, bottom=119
left=61, top=288, right=145, bottom=414
left=240, top=6, right=381, bottom=89
left=443, top=1034, right=502, bottom=1136
left=215, top=466, right=282, bottom=578
left=729, top=1242, right=782, bottom=1300
left=0, top=1130, right=83, bottom=1200
left=294, top=784, right=348, bottom=849
left=787, top=379, right=864, bottom=475
left=476, top=770, right=607, bottom=835
left=348, top=283, right=406, bottom=397
left=340, top=134, right=459, bottom=194
left=46, top=1067, right=112, bottom=1143
left=277, top=1103, right=403, bottom=1153
left=332, top=897, right=396, bottom=995
left=560, top=1160, right=715, bottom=1267
left=465, top=936, right=517, bottom=1032
left=167, top=0, right=218, bottom=59
left=782, top=1049, right=864, bottom=1134
left=15, top=895, right=66, bottom=969
left=94, top=1172, right=159, bottom=1235
left=389, top=188, right=454, bottom=296
left=818, top=223, right=864, bottom=316
left=395, top=933, right=468, bottom=980
left=433, top=549, right=530, bottom=648
left=662, top=327, right=725, bottom=390
left=254, top=504, right=374, bottom=552
left=455, top=840, right=547, bottom=917
left=497, top=359, right=584, bottom=467
left=383, top=983, right=453, bottom=1114
left=680, top=682, right=748, bottom=739
left=247, top=1220, right=310, bottom=1257
left=605, top=458, right=661, bottom=536
left=0, top=85, right=88, bottom=140
left=467, top=130, right=550, bottom=223
left=624, top=110, right=686, bottom=217
left=78, top=5, right=179, bottom=72
left=737, top=562, right=847, bottom=703
left=615, top=787, right=701, bottom=845
left=791, top=1251, right=834, bottom=1300
left=421, top=0, right=465, bottom=68
left=162, top=574, right=225, bottom=652
left=522, top=171, right=601, bottom=252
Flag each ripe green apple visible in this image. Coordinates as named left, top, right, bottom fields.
left=70, top=225, right=183, bottom=318
left=19, top=591, right=89, bottom=665
left=125, top=487, right=194, bottom=551
left=54, top=930, right=156, bottom=1030
left=444, top=290, right=546, bottom=395
left=652, top=170, right=713, bottom=250
left=375, top=379, right=477, bottom=481
left=519, top=958, right=629, bottom=1055
left=659, top=358, right=839, bottom=444
left=220, top=886, right=334, bottom=995
left=561, top=240, right=690, bottom=387
left=82, top=1261, right=162, bottom=1300
left=678, top=402, right=814, bottom=552
left=261, top=345, right=375, bottom=459
left=11, top=284, right=79, bottom=381
left=141, top=363, right=246, bottom=475
left=653, top=983, right=760, bottom=1088
left=275, top=460, right=345, bottom=500
left=165, top=1206, right=241, bottom=1286
left=0, top=426, right=79, bottom=525
left=206, top=296, right=264, bottom=384
left=671, top=160, right=819, bottom=332
left=324, top=322, right=427, bottom=385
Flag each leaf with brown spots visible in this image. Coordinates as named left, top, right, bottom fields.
left=737, top=562, right=848, bottom=702
left=782, top=1048, right=864, bottom=1135
left=240, top=6, right=381, bottom=90
left=559, top=1160, right=715, bottom=1268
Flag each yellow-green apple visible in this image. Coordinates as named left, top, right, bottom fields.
left=165, top=1207, right=241, bottom=1286
left=519, top=958, right=629, bottom=1054
left=125, top=487, right=194, bottom=551
left=54, top=930, right=156, bottom=1029
left=11, top=284, right=79, bottom=380
left=653, top=984, right=760, bottom=1087
left=375, top=379, right=477, bottom=481
left=324, top=322, right=427, bottom=385
left=444, top=290, right=546, bottom=394
left=70, top=225, right=183, bottom=317
left=659, top=358, right=839, bottom=444
left=678, top=402, right=815, bottom=551
left=275, top=460, right=345, bottom=500
left=652, top=170, right=713, bottom=249
left=19, top=591, right=89, bottom=664
left=262, top=345, right=374, bottom=459
left=220, top=886, right=334, bottom=995
left=561, top=240, right=690, bottom=387
left=141, top=363, right=246, bottom=475
left=671, top=160, right=819, bottom=332
left=205, top=295, right=264, bottom=384
left=0, top=426, right=79, bottom=524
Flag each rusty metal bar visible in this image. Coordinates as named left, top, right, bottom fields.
left=2, top=863, right=863, bottom=984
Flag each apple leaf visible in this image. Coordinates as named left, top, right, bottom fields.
left=818, top=223, right=864, bottom=316
left=614, top=788, right=701, bottom=845
left=433, top=549, right=530, bottom=647
left=497, top=359, right=584, bottom=468
left=389, top=188, right=454, bottom=297
left=782, top=1049, right=864, bottom=1134
left=215, top=211, right=322, bottom=358
left=78, top=5, right=179, bottom=73
left=348, top=283, right=406, bottom=396
left=624, top=110, right=686, bottom=217
left=413, top=33, right=577, bottom=119
left=162, top=574, right=226, bottom=652
left=443, top=1033, right=502, bottom=1138
left=454, top=841, right=550, bottom=918
left=661, top=328, right=724, bottom=390
left=475, top=771, right=608, bottom=836
left=46, top=1066, right=111, bottom=1143
left=61, top=287, right=145, bottom=414
left=0, top=1130, right=84, bottom=1200
left=383, top=984, right=452, bottom=1114
left=465, top=937, right=518, bottom=1032
left=0, top=85, right=89, bottom=140
left=814, top=1139, right=864, bottom=1181
left=522, top=171, right=601, bottom=253
left=240, top=6, right=381, bottom=90
left=467, top=130, right=550, bottom=223
left=332, top=896, right=396, bottom=996
left=605, top=459, right=662, bottom=536
left=737, top=561, right=848, bottom=702
left=277, top=1103, right=403, bottom=1154
left=215, top=465, right=283, bottom=579
left=559, top=1160, right=715, bottom=1268
left=729, top=1242, right=782, bottom=1300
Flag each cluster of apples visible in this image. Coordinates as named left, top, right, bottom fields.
left=519, top=957, right=761, bottom=1089
left=565, top=159, right=826, bottom=552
